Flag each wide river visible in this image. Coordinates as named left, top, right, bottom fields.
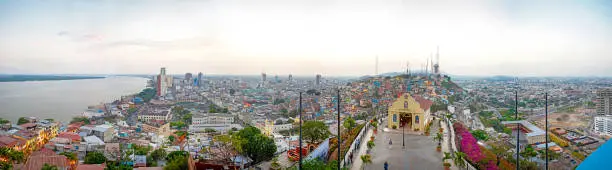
left=0, top=77, right=148, bottom=123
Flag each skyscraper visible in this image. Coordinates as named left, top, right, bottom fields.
left=597, top=88, right=612, bottom=115
left=261, top=73, right=267, bottom=86
left=316, top=74, right=321, bottom=86
left=197, top=72, right=203, bottom=86
left=185, top=73, right=193, bottom=81
left=288, top=74, right=293, bottom=82
left=157, top=67, right=168, bottom=97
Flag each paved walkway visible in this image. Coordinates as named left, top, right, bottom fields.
left=440, top=119, right=460, bottom=170
left=368, top=119, right=443, bottom=170
left=350, top=128, right=374, bottom=170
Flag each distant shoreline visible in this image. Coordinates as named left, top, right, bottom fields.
left=0, top=75, right=106, bottom=82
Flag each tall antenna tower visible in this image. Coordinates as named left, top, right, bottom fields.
left=434, top=46, right=440, bottom=76
left=375, top=55, right=379, bottom=75
left=406, top=61, right=410, bottom=75
left=426, top=53, right=430, bottom=77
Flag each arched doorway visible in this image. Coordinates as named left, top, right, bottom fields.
left=399, top=113, right=412, bottom=129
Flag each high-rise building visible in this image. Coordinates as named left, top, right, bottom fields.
left=597, top=88, right=612, bottom=115
left=261, top=73, right=267, bottom=86
left=594, top=116, right=612, bottom=136
left=288, top=74, right=293, bottom=82
left=185, top=73, right=193, bottom=81
left=157, top=67, right=168, bottom=97
left=197, top=72, right=203, bottom=86
left=316, top=74, right=321, bottom=85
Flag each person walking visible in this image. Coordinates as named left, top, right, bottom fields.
left=384, top=161, right=389, bottom=170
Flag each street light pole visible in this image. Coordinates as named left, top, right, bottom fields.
left=545, top=92, right=548, bottom=170
left=515, top=90, right=519, bottom=170
left=299, top=92, right=303, bottom=170
left=337, top=89, right=341, bottom=170
left=403, top=119, right=405, bottom=148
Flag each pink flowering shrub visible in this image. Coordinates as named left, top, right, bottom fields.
left=453, top=122, right=484, bottom=163
left=486, top=161, right=499, bottom=170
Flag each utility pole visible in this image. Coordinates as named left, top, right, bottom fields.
left=299, top=92, right=303, bottom=170
left=337, top=89, right=341, bottom=170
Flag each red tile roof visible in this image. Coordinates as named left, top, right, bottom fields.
left=413, top=95, right=433, bottom=111
left=19, top=123, right=37, bottom=129
left=58, top=132, right=81, bottom=142
left=0, top=136, right=18, bottom=147
left=23, top=150, right=69, bottom=170
left=76, top=164, right=105, bottom=170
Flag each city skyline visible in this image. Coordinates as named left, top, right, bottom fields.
left=1, top=0, right=612, bottom=76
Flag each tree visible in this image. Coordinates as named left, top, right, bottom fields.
left=127, top=108, right=138, bottom=114
left=182, top=113, right=192, bottom=124
left=470, top=130, right=489, bottom=141
left=343, top=117, right=356, bottom=131
left=360, top=154, right=372, bottom=170
left=17, top=117, right=29, bottom=125
left=170, top=121, right=186, bottom=129
left=151, top=148, right=167, bottom=161
left=241, top=134, right=276, bottom=163
left=168, top=135, right=176, bottom=143
left=443, top=152, right=453, bottom=163
left=84, top=152, right=106, bottom=164
left=164, top=154, right=187, bottom=170
left=270, top=156, right=282, bottom=170
left=453, top=151, right=467, bottom=169
left=229, top=89, right=236, bottom=95
left=208, top=106, right=217, bottom=113
left=303, top=121, right=331, bottom=144
left=204, top=128, right=217, bottom=133
left=0, top=162, right=11, bottom=170
left=0, top=118, right=9, bottom=124
left=490, top=144, right=509, bottom=166
left=146, top=156, right=157, bottom=167
left=520, top=145, right=537, bottom=162
left=8, top=150, right=24, bottom=164
left=41, top=163, right=59, bottom=170
left=60, top=152, right=77, bottom=161
left=71, top=116, right=90, bottom=124
left=212, top=134, right=242, bottom=162
left=44, top=118, right=54, bottom=122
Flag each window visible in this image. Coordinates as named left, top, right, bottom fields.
left=393, top=114, right=397, bottom=122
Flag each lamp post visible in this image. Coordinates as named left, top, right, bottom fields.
left=299, top=92, right=303, bottom=170
left=337, top=88, right=341, bottom=170
left=545, top=92, right=548, bottom=170
left=515, top=90, right=519, bottom=170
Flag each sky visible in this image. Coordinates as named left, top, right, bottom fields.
left=1, top=0, right=611, bottom=77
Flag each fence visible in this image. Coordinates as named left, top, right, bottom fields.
left=340, top=119, right=375, bottom=168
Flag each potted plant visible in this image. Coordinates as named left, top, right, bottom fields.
left=443, top=152, right=453, bottom=170
left=370, top=136, right=375, bottom=141
left=367, top=140, right=375, bottom=154
left=443, top=162, right=452, bottom=170
left=371, top=121, right=378, bottom=135
left=439, top=127, right=444, bottom=133
left=392, top=125, right=397, bottom=129
left=434, top=132, right=443, bottom=152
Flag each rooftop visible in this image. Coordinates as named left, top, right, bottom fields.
left=501, top=120, right=545, bottom=137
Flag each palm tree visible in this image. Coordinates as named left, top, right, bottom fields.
left=443, top=152, right=452, bottom=162
left=360, top=154, right=372, bottom=170
left=453, top=151, right=467, bottom=169
left=433, top=132, right=443, bottom=145
left=41, top=163, right=59, bottom=170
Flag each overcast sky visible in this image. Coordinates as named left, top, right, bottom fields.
left=1, top=0, right=611, bottom=76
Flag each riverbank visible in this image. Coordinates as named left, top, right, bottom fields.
left=0, top=75, right=105, bottom=82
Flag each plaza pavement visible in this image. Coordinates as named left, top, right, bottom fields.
left=367, top=119, right=444, bottom=170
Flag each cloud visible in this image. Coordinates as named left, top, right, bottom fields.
left=93, top=37, right=217, bottom=50
left=56, top=31, right=103, bottom=42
